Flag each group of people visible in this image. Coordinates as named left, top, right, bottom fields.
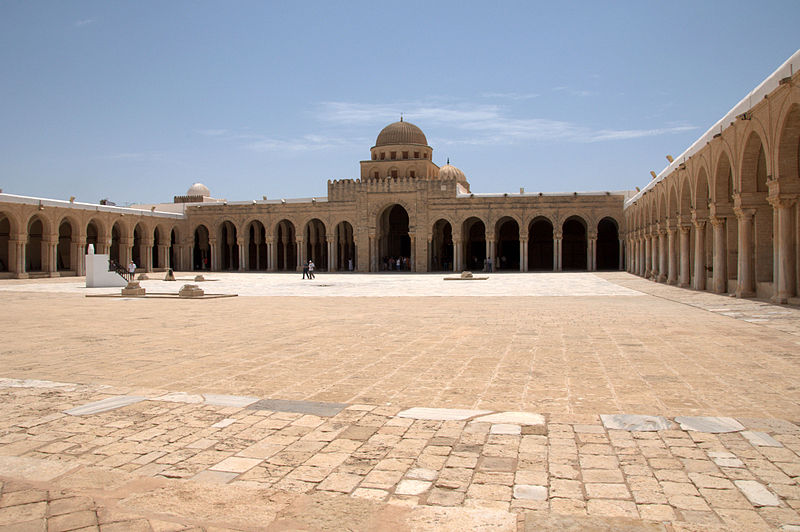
left=302, top=259, right=315, bottom=279
left=383, top=256, right=410, bottom=271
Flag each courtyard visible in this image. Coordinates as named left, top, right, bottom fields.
left=1, top=272, right=800, bottom=530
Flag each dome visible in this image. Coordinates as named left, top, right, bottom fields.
left=375, top=120, right=428, bottom=147
left=438, top=161, right=465, bottom=181
left=187, top=183, right=210, bottom=197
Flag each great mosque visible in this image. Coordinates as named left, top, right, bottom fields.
left=1, top=50, right=799, bottom=303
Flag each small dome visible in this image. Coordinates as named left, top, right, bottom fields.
left=439, top=162, right=465, bottom=181
left=187, top=183, right=210, bottom=197
left=375, top=120, right=428, bottom=147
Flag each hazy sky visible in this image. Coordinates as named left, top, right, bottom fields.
left=1, top=1, right=798, bottom=205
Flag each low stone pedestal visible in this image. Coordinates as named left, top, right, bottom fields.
left=164, top=269, right=176, bottom=281
left=179, top=284, right=205, bottom=298
left=121, top=281, right=146, bottom=297
left=137, top=273, right=149, bottom=280
left=194, top=275, right=205, bottom=282
left=461, top=271, right=474, bottom=279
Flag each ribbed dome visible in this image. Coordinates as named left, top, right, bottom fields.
left=187, top=183, right=210, bottom=197
left=438, top=162, right=465, bottom=181
left=375, top=120, right=428, bottom=147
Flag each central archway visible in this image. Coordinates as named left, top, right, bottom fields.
left=305, top=219, right=327, bottom=270
left=378, top=204, right=410, bottom=270
left=495, top=217, right=520, bottom=271
left=193, top=225, right=211, bottom=270
left=431, top=219, right=453, bottom=271
left=596, top=218, right=620, bottom=270
left=562, top=217, right=587, bottom=270
left=528, top=217, right=554, bottom=271
left=276, top=220, right=297, bottom=271
left=462, top=217, right=486, bottom=270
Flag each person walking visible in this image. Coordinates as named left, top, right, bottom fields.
left=127, top=260, right=136, bottom=280
left=302, top=260, right=309, bottom=279
left=308, top=259, right=315, bottom=279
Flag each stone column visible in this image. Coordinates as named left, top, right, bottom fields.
left=772, top=198, right=797, bottom=304
left=369, top=234, right=376, bottom=272
left=658, top=229, right=667, bottom=282
left=413, top=233, right=419, bottom=271
left=667, top=225, right=677, bottom=285
left=632, top=237, right=637, bottom=275
left=75, top=238, right=86, bottom=276
left=644, top=233, right=652, bottom=278
left=735, top=209, right=755, bottom=297
left=588, top=234, right=597, bottom=272
left=237, top=238, right=246, bottom=271
left=711, top=217, right=727, bottom=294
left=328, top=236, right=336, bottom=272
left=207, top=238, right=217, bottom=270
left=618, top=238, right=624, bottom=271
left=453, top=238, right=462, bottom=271
left=142, top=239, right=154, bottom=272
left=158, top=244, right=169, bottom=270
left=638, top=236, right=645, bottom=276
left=693, top=219, right=706, bottom=290
left=11, top=237, right=26, bottom=278
left=679, top=225, right=691, bottom=288
left=297, top=239, right=305, bottom=272
left=554, top=231, right=562, bottom=271
left=521, top=238, right=528, bottom=272
left=266, top=240, right=274, bottom=271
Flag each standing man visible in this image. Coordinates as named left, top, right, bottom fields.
left=302, top=260, right=309, bottom=279
left=128, top=260, right=136, bottom=280
left=308, top=259, right=315, bottom=279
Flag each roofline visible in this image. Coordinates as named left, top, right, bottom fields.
left=624, top=48, right=800, bottom=209
left=0, top=193, right=184, bottom=219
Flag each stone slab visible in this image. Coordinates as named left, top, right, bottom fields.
left=398, top=407, right=493, bottom=421
left=600, top=414, right=672, bottom=432
left=246, top=398, right=347, bottom=417
left=473, top=411, right=545, bottom=426
left=490, top=424, right=522, bottom=435
left=741, top=430, right=783, bottom=447
left=513, top=484, right=547, bottom=501
left=203, top=394, right=260, bottom=408
left=0, top=455, right=77, bottom=482
left=674, top=416, right=745, bottom=433
left=64, top=395, right=145, bottom=416
left=734, top=480, right=780, bottom=506
left=154, top=392, right=205, bottom=404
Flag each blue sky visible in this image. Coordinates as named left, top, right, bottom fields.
left=1, top=1, right=798, bottom=205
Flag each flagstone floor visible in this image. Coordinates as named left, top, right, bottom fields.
left=1, top=272, right=799, bottom=530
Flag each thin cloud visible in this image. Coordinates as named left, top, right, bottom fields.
left=481, top=92, right=540, bottom=100
left=317, top=100, right=697, bottom=145
left=74, top=18, right=95, bottom=27
left=552, top=86, right=594, bottom=97
left=245, top=134, right=363, bottom=153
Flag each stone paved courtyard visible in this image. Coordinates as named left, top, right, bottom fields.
left=2, top=272, right=800, bottom=530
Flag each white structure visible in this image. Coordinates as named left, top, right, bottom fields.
left=85, top=245, right=127, bottom=288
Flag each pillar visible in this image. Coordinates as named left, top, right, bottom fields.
left=667, top=225, right=677, bottom=285
left=209, top=238, right=219, bottom=271
left=735, top=209, right=755, bottom=297
left=554, top=232, right=562, bottom=271
left=328, top=236, right=336, bottom=272
left=453, top=238, right=462, bottom=271
left=11, top=237, right=26, bottom=278
left=75, top=237, right=86, bottom=276
left=711, top=217, right=727, bottom=294
left=410, top=233, right=416, bottom=271
left=679, top=225, right=690, bottom=288
left=772, top=198, right=797, bottom=304
left=521, top=238, right=528, bottom=272
left=693, top=219, right=706, bottom=290
left=237, top=238, right=246, bottom=272
left=588, top=234, right=597, bottom=272
left=658, top=229, right=667, bottom=282
left=644, top=233, right=652, bottom=278
left=297, top=239, right=305, bottom=272
left=618, top=238, right=624, bottom=271
left=369, top=234, right=376, bottom=272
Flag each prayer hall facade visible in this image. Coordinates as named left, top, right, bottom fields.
left=1, top=50, right=799, bottom=303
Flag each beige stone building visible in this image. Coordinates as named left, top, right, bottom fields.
left=1, top=49, right=798, bottom=306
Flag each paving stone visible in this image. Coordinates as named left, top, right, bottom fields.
left=674, top=417, right=745, bottom=434
left=397, top=408, right=492, bottom=421
left=247, top=398, right=346, bottom=417
left=202, top=395, right=259, bottom=408
left=395, top=479, right=431, bottom=495
left=600, top=414, right=672, bottom=432
left=64, top=396, right=145, bottom=416
left=406, top=468, right=438, bottom=481
left=154, top=392, right=204, bottom=404
left=316, top=473, right=362, bottom=493
left=742, top=431, right=784, bottom=447
left=472, top=412, right=545, bottom=426
left=708, top=451, right=745, bottom=468
left=489, top=424, right=521, bottom=435
left=189, top=470, right=238, bottom=484
left=735, top=480, right=781, bottom=506
left=209, top=456, right=262, bottom=473
left=513, top=484, right=547, bottom=501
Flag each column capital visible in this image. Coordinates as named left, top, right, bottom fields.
left=767, top=194, right=799, bottom=209
left=236, top=237, right=246, bottom=245
left=709, top=216, right=726, bottom=228
left=679, top=224, right=692, bottom=234
left=553, top=231, right=563, bottom=240
left=733, top=207, right=756, bottom=219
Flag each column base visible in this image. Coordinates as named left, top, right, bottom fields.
left=15, top=272, right=29, bottom=279
left=735, top=289, right=755, bottom=298
left=49, top=272, right=60, bottom=278
left=771, top=294, right=790, bottom=305
left=657, top=274, right=667, bottom=283
left=667, top=278, right=677, bottom=285
left=678, top=282, right=690, bottom=288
